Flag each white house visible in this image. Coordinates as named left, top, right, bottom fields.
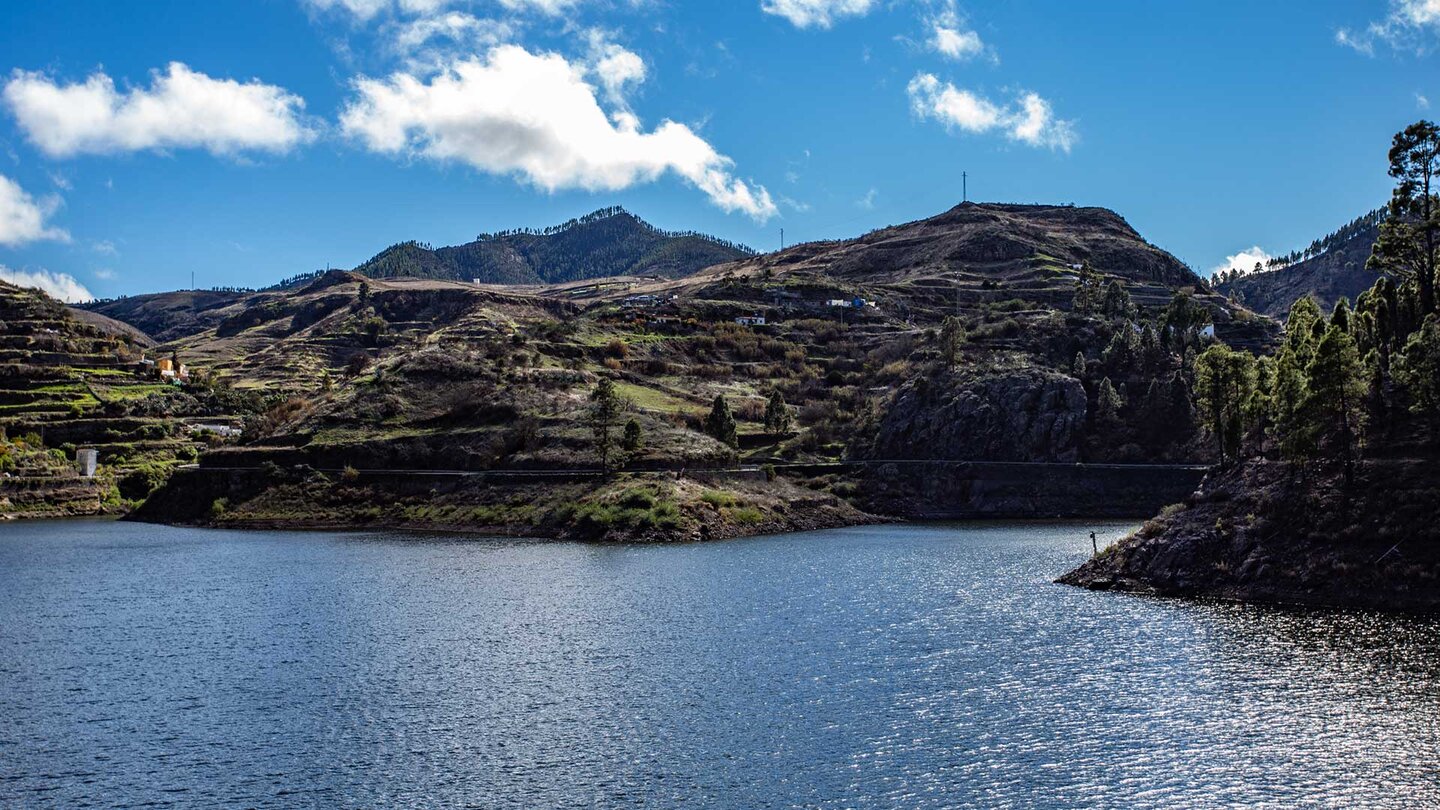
left=735, top=315, right=767, bottom=327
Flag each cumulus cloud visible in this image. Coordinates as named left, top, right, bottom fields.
left=587, top=35, right=647, bottom=105
left=927, top=2, right=987, bottom=61
left=1337, top=0, right=1440, bottom=55
left=0, top=266, right=92, bottom=303
left=3, top=63, right=316, bottom=158
left=1209, top=246, right=1274, bottom=278
left=0, top=174, right=68, bottom=247
left=339, top=45, right=776, bottom=221
left=761, top=0, right=875, bottom=29
left=907, top=73, right=1075, bottom=152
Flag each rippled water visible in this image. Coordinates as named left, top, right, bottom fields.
left=2, top=519, right=1438, bottom=808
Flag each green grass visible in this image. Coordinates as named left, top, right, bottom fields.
left=700, top=489, right=740, bottom=508
left=612, top=381, right=700, bottom=414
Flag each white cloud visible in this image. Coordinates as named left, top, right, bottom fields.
left=932, top=26, right=984, bottom=60
left=907, top=73, right=1076, bottom=152
left=340, top=45, right=777, bottom=221
left=304, top=0, right=392, bottom=20
left=3, top=63, right=316, bottom=158
left=93, top=268, right=117, bottom=280
left=855, top=188, right=878, bottom=209
left=92, top=239, right=119, bottom=256
left=1418, top=91, right=1432, bottom=109
left=585, top=32, right=647, bottom=105
left=389, top=11, right=515, bottom=55
left=498, top=0, right=582, bottom=15
left=0, top=266, right=92, bottom=303
left=0, top=174, right=68, bottom=247
left=305, top=0, right=576, bottom=20
left=927, top=2, right=987, bottom=61
left=761, top=0, right=875, bottom=29
left=1209, top=246, right=1273, bottom=278
left=1337, top=0, right=1440, bottom=55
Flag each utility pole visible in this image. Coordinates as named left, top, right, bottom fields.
left=962, top=171, right=968, bottom=203
left=780, top=228, right=785, bottom=251
left=191, top=271, right=195, bottom=291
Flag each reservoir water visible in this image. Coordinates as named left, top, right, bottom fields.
left=1, top=519, right=1437, bottom=808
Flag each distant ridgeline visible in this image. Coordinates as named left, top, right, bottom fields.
left=1214, top=207, right=1388, bottom=320
left=352, top=207, right=757, bottom=286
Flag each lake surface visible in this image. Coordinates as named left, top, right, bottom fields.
left=1, top=519, right=1437, bottom=808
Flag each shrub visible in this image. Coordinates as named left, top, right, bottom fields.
left=726, top=506, right=766, bottom=525
left=700, top=489, right=739, bottom=508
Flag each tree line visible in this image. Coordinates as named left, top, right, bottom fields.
left=1195, top=121, right=1440, bottom=478
left=477, top=206, right=757, bottom=255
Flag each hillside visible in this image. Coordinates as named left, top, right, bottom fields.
left=1215, top=210, right=1384, bottom=319
left=0, top=281, right=255, bottom=518
left=355, top=207, right=755, bottom=285
left=127, top=201, right=1277, bottom=539
left=82, top=289, right=250, bottom=342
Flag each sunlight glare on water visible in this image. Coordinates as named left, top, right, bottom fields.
left=1, top=519, right=1437, bottom=808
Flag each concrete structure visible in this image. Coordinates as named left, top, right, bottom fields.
left=735, top=315, right=767, bottom=326
left=76, top=448, right=98, bottom=478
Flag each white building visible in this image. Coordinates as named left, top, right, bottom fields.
left=76, top=448, right=98, bottom=478
left=735, top=315, right=767, bottom=326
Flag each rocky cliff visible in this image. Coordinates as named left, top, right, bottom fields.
left=1059, top=459, right=1440, bottom=612
left=870, top=370, right=1087, bottom=462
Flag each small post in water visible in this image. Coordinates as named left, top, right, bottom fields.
left=1090, top=531, right=1099, bottom=557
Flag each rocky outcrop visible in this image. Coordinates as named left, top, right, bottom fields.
left=1059, top=459, right=1440, bottom=612
left=870, top=370, right=1087, bottom=462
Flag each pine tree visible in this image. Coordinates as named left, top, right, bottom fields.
left=1284, top=297, right=1323, bottom=365
left=1072, top=264, right=1104, bottom=314
left=1330, top=298, right=1352, bottom=333
left=1271, top=347, right=1311, bottom=460
left=1194, top=344, right=1257, bottom=465
left=1072, top=351, right=1087, bottom=379
left=1303, top=325, right=1367, bottom=480
left=1369, top=120, right=1439, bottom=316
left=1102, top=280, right=1135, bottom=320
left=763, top=389, right=792, bottom=435
left=1102, top=325, right=1139, bottom=373
left=622, top=418, right=643, bottom=454
left=939, top=316, right=965, bottom=366
left=589, top=378, right=626, bottom=472
left=705, top=395, right=738, bottom=449
left=1395, top=315, right=1440, bottom=438
left=1096, top=377, right=1124, bottom=427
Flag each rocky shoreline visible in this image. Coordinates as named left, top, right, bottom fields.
left=129, top=466, right=877, bottom=544
left=1058, top=459, right=1440, bottom=612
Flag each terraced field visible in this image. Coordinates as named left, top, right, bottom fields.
left=0, top=282, right=247, bottom=517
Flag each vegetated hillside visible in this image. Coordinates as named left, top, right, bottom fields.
left=1215, top=209, right=1384, bottom=319
left=355, top=207, right=756, bottom=285
left=0, top=281, right=254, bottom=517
left=134, top=201, right=1278, bottom=539
left=1063, top=119, right=1440, bottom=612
left=82, top=289, right=251, bottom=342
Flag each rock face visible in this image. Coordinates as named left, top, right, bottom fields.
left=1059, top=459, right=1440, bottom=612
left=870, top=370, right=1087, bottom=462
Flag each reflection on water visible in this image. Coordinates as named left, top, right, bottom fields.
left=1, top=519, right=1437, bottom=808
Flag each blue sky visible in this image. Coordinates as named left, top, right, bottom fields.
left=0, top=0, right=1437, bottom=301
